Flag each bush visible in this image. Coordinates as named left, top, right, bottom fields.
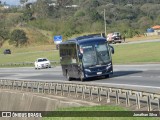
left=9, top=29, right=28, bottom=47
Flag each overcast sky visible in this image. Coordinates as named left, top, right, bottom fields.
left=1, top=0, right=36, bottom=5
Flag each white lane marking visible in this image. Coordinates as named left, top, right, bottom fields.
left=113, top=69, right=148, bottom=71
left=94, top=82, right=160, bottom=89
left=129, top=76, right=142, bottom=78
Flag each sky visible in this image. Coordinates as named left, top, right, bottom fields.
left=1, top=0, right=37, bottom=6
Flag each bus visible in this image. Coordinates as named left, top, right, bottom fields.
left=59, top=35, right=114, bottom=81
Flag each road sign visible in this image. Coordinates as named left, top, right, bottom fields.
left=53, top=35, right=62, bottom=44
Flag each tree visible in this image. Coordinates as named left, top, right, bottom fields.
left=32, top=0, right=49, bottom=18
left=9, top=29, right=28, bottom=47
left=20, top=0, right=28, bottom=5
left=0, top=29, right=9, bottom=47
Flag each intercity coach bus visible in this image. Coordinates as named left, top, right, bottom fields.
left=59, top=35, right=114, bottom=81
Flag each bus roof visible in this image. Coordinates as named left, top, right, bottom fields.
left=60, top=35, right=107, bottom=45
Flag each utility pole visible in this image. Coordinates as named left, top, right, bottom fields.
left=104, top=9, right=107, bottom=37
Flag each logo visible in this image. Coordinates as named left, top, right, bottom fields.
left=2, top=112, right=11, bottom=117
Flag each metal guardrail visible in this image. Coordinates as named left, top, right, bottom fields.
left=0, top=79, right=160, bottom=111
left=0, top=61, right=59, bottom=67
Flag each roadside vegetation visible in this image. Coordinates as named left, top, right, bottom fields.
left=112, top=42, right=160, bottom=64
left=1, top=0, right=160, bottom=48
left=43, top=105, right=158, bottom=120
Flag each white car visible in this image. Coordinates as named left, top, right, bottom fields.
left=34, top=58, right=51, bottom=69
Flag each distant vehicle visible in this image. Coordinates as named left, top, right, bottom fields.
left=3, top=49, right=11, bottom=54
left=107, top=32, right=123, bottom=44
left=34, top=58, right=51, bottom=69
left=59, top=34, right=114, bottom=81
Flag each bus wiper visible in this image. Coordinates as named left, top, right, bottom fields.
left=89, top=64, right=97, bottom=67
left=95, top=49, right=105, bottom=65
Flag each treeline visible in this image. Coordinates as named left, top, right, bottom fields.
left=1, top=0, right=160, bottom=47
left=27, top=0, right=160, bottom=37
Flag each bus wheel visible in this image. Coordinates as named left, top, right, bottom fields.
left=66, top=72, right=71, bottom=81
left=105, top=74, right=109, bottom=78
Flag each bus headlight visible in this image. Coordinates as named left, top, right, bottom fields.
left=106, top=63, right=112, bottom=70
left=85, top=69, right=91, bottom=72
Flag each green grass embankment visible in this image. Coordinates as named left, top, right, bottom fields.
left=43, top=105, right=158, bottom=120
left=112, top=42, right=160, bottom=64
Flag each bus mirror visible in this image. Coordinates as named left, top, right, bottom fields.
left=109, top=45, right=114, bottom=54
left=78, top=53, right=83, bottom=59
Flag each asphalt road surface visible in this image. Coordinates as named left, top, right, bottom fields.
left=0, top=64, right=160, bottom=93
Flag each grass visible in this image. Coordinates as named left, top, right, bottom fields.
left=112, top=42, right=160, bottom=64
left=0, top=41, right=160, bottom=65
left=0, top=50, right=59, bottom=64
left=126, top=35, right=160, bottom=42
left=43, top=105, right=158, bottom=120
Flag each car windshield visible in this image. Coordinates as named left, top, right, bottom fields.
left=38, top=59, right=48, bottom=62
left=80, top=42, right=110, bottom=67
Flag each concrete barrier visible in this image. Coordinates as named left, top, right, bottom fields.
left=0, top=89, right=98, bottom=120
left=0, top=90, right=97, bottom=111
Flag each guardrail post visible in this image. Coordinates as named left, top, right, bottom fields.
left=158, top=98, right=160, bottom=111
left=2, top=80, right=4, bottom=88
left=37, top=82, right=40, bottom=93
left=33, top=82, right=35, bottom=92
left=116, top=90, right=120, bottom=105
left=5, top=80, right=8, bottom=89
left=67, top=84, right=70, bottom=96
left=126, top=91, right=130, bottom=107
left=82, top=86, right=85, bottom=99
left=42, top=83, right=45, bottom=93
left=13, top=81, right=15, bottom=89
left=98, top=88, right=101, bottom=102
left=6, top=80, right=8, bottom=89
left=147, top=95, right=152, bottom=111
left=12, top=81, right=15, bottom=89
left=74, top=85, right=77, bottom=98
left=0, top=80, right=2, bottom=88
left=16, top=81, right=19, bottom=90
left=136, top=92, right=141, bottom=109
left=89, top=87, right=93, bottom=100
left=25, top=82, right=28, bottom=91
left=2, top=80, right=5, bottom=89
left=61, top=84, right=63, bottom=96
left=75, top=85, right=78, bottom=98
left=21, top=81, right=24, bottom=91
left=31, top=82, right=33, bottom=92
left=7, top=81, right=11, bottom=89
left=48, top=83, right=51, bottom=94
left=106, top=89, right=110, bottom=103
left=54, top=84, right=57, bottom=95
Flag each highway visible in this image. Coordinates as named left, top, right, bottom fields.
left=0, top=64, right=160, bottom=93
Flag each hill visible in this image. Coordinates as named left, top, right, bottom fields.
left=0, top=0, right=160, bottom=47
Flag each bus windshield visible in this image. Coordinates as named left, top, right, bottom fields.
left=80, top=42, right=110, bottom=67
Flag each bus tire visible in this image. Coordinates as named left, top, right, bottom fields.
left=105, top=74, right=109, bottom=78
